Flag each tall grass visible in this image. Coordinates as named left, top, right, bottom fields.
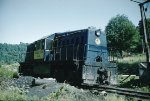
left=118, top=54, right=146, bottom=64
left=117, top=54, right=150, bottom=93
left=0, top=67, right=15, bottom=79
left=0, top=63, right=19, bottom=79
left=117, top=54, right=146, bottom=75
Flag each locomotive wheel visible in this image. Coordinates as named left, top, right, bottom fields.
left=55, top=69, right=65, bottom=82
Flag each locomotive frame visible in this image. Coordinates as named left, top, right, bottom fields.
left=19, top=27, right=117, bottom=85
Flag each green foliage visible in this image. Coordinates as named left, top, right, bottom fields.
left=118, top=62, right=139, bottom=75
left=0, top=68, right=14, bottom=79
left=0, top=42, right=27, bottom=64
left=0, top=63, right=20, bottom=79
left=105, top=15, right=140, bottom=54
left=139, top=86, right=150, bottom=92
left=12, top=72, right=19, bottom=78
left=118, top=54, right=150, bottom=93
left=118, top=54, right=146, bottom=75
left=119, top=77, right=150, bottom=93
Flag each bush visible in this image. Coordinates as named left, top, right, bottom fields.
left=118, top=62, right=139, bottom=75
left=13, top=72, right=19, bottom=78
left=0, top=63, right=20, bottom=79
left=0, top=68, right=14, bottom=79
left=117, top=54, right=146, bottom=75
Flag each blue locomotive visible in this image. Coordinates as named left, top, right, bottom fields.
left=19, top=27, right=117, bottom=85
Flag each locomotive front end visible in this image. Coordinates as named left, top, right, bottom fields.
left=82, top=27, right=117, bottom=85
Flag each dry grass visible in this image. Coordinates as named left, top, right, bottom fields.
left=0, top=86, right=39, bottom=101
left=118, top=54, right=146, bottom=64
left=42, top=83, right=104, bottom=101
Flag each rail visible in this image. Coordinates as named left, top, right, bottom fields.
left=81, top=85, right=150, bottom=99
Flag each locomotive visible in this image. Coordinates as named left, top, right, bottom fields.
left=19, top=27, right=117, bottom=85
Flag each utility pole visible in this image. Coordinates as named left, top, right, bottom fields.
left=131, top=0, right=150, bottom=85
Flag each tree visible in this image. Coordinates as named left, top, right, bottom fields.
left=0, top=43, right=27, bottom=64
left=105, top=15, right=140, bottom=56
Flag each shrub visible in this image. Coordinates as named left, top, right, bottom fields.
left=0, top=63, right=20, bottom=79
left=0, top=68, right=14, bottom=79
left=117, top=54, right=146, bottom=75
left=13, top=72, right=19, bottom=78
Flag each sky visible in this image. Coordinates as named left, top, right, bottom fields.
left=0, top=0, right=150, bottom=44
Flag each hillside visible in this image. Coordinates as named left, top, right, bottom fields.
left=0, top=43, right=27, bottom=65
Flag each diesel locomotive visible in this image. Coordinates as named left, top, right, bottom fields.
left=19, top=27, right=117, bottom=85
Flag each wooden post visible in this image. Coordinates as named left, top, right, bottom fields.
left=131, top=0, right=150, bottom=85
left=139, top=0, right=150, bottom=85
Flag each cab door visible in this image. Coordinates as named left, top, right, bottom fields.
left=34, top=39, right=45, bottom=60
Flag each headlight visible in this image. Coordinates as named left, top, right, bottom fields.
left=95, top=38, right=101, bottom=45
left=95, top=29, right=101, bottom=37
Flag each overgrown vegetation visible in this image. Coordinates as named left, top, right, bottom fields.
left=117, top=54, right=150, bottom=93
left=117, top=54, right=146, bottom=75
left=119, top=77, right=150, bottom=93
left=0, top=63, right=19, bottom=79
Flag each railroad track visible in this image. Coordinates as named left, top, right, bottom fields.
left=19, top=77, right=150, bottom=99
left=81, top=84, right=150, bottom=99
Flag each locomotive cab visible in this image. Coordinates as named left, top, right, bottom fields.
left=32, top=34, right=55, bottom=62
left=19, top=34, right=55, bottom=76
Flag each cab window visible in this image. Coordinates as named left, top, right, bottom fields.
left=35, top=39, right=45, bottom=50
left=46, top=38, right=53, bottom=50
